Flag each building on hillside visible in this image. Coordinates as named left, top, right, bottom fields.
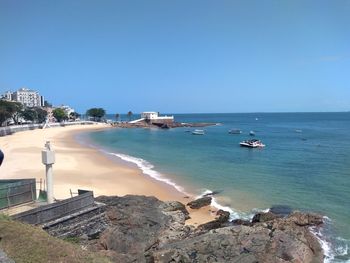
left=0, top=91, right=13, bottom=101
left=12, top=88, right=44, bottom=107
left=140, top=111, right=174, bottom=124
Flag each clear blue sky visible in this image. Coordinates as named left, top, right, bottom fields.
left=0, top=0, right=349, bottom=114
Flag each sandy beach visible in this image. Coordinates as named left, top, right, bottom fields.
left=0, top=124, right=214, bottom=225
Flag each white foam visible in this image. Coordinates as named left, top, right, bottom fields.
left=310, top=224, right=350, bottom=263
left=197, top=189, right=249, bottom=220
left=103, top=151, right=189, bottom=196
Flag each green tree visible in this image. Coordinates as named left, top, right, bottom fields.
left=0, top=100, right=22, bottom=126
left=21, top=108, right=38, bottom=123
left=11, top=102, right=23, bottom=125
left=53, top=108, right=67, bottom=122
left=69, top=112, right=80, bottom=121
left=0, top=100, right=16, bottom=126
left=127, top=111, right=133, bottom=121
left=86, top=108, right=106, bottom=122
left=34, top=107, right=48, bottom=123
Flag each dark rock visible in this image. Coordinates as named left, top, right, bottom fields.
left=160, top=201, right=190, bottom=220
left=187, top=196, right=212, bottom=209
left=251, top=211, right=279, bottom=223
left=96, top=195, right=191, bottom=262
left=197, top=209, right=230, bottom=231
left=216, top=209, right=230, bottom=222
left=152, top=221, right=323, bottom=263
left=270, top=205, right=293, bottom=217
left=203, top=190, right=222, bottom=197
left=231, top=219, right=253, bottom=226
left=287, top=211, right=323, bottom=226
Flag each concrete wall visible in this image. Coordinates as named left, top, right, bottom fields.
left=0, top=121, right=97, bottom=137
left=12, top=191, right=94, bottom=225
left=151, top=119, right=174, bottom=124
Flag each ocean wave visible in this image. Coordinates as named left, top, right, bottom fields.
left=102, top=151, right=189, bottom=196
left=310, top=217, right=350, bottom=263
left=197, top=189, right=252, bottom=220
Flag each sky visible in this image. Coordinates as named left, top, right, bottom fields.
left=0, top=0, right=349, bottom=114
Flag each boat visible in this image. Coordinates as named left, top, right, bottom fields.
left=240, top=139, right=265, bottom=148
left=228, top=129, right=242, bottom=134
left=249, top=130, right=255, bottom=136
left=295, top=129, right=302, bottom=133
left=192, top=129, right=205, bottom=135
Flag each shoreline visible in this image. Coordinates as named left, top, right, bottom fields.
left=0, top=124, right=215, bottom=225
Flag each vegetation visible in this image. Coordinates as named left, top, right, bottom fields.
left=10, top=102, right=23, bottom=125
left=52, top=108, right=67, bottom=122
left=0, top=100, right=18, bottom=125
left=0, top=100, right=48, bottom=126
left=86, top=108, right=106, bottom=122
left=34, top=107, right=48, bottom=123
left=20, top=108, right=37, bottom=122
left=69, top=112, right=80, bottom=121
left=0, top=217, right=111, bottom=263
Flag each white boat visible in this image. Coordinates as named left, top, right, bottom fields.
left=192, top=129, right=205, bottom=135
left=229, top=129, right=242, bottom=134
left=240, top=139, right=265, bottom=148
left=249, top=130, right=255, bottom=136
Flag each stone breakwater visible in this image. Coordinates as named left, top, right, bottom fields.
left=45, top=195, right=324, bottom=263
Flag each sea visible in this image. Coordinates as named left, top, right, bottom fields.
left=82, top=112, right=350, bottom=262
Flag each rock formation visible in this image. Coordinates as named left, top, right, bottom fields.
left=44, top=195, right=324, bottom=263
left=186, top=196, right=212, bottom=209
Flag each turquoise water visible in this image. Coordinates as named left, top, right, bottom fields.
left=86, top=113, right=350, bottom=262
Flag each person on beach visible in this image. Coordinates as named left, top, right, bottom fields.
left=0, top=149, right=4, bottom=166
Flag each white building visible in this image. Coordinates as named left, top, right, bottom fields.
left=140, top=111, right=174, bottom=123
left=1, top=91, right=13, bottom=101
left=59, top=105, right=75, bottom=116
left=12, top=88, right=44, bottom=107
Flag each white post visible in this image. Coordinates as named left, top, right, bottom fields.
left=42, top=141, right=55, bottom=204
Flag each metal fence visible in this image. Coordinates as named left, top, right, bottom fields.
left=13, top=190, right=94, bottom=225
left=0, top=179, right=36, bottom=209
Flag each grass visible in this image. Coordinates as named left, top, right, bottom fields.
left=0, top=217, right=111, bottom=263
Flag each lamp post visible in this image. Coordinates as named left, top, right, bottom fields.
left=41, top=141, right=55, bottom=204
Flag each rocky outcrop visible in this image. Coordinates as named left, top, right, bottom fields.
left=152, top=211, right=324, bottom=263
left=252, top=211, right=279, bottom=223
left=197, top=209, right=230, bottom=231
left=95, top=195, right=192, bottom=262
left=186, top=196, right=212, bottom=209
left=44, top=195, right=324, bottom=263
left=160, top=201, right=190, bottom=220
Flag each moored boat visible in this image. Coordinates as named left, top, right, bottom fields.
left=249, top=130, right=255, bottom=136
left=192, top=129, right=205, bottom=135
left=229, top=129, right=242, bottom=134
left=240, top=139, right=265, bottom=148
